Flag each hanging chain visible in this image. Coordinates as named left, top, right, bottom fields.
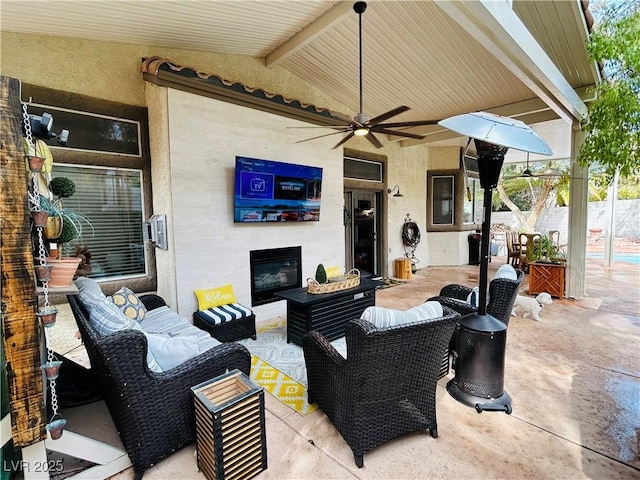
left=23, top=101, right=41, bottom=212
left=45, top=328, right=59, bottom=418
left=23, top=100, right=51, bottom=305
left=23, top=100, right=59, bottom=419
left=22, top=100, right=34, bottom=152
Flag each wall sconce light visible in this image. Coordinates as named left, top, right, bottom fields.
left=387, top=185, right=403, bottom=197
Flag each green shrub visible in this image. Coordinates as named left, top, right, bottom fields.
left=50, top=177, right=76, bottom=198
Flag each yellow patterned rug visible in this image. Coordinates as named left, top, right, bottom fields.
left=249, top=355, right=317, bottom=416
left=239, top=319, right=346, bottom=416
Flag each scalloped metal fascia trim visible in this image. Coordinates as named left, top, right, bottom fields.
left=141, top=56, right=342, bottom=127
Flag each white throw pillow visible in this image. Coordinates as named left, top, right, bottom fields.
left=83, top=294, right=138, bottom=336
left=140, top=306, right=220, bottom=350
left=404, top=301, right=443, bottom=322
left=75, top=276, right=106, bottom=303
left=361, top=301, right=443, bottom=329
left=89, top=300, right=163, bottom=372
left=360, top=307, right=406, bottom=328
left=144, top=333, right=213, bottom=372
left=466, top=265, right=518, bottom=306
left=466, top=287, right=482, bottom=307
left=494, top=264, right=518, bottom=281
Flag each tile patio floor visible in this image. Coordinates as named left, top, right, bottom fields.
left=56, top=255, right=639, bottom=479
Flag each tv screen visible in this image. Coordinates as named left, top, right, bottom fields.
left=234, top=156, right=323, bottom=223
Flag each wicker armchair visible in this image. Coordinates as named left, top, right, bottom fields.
left=68, top=294, right=251, bottom=479
left=429, top=269, right=524, bottom=327
left=427, top=270, right=523, bottom=372
left=302, top=306, right=459, bottom=468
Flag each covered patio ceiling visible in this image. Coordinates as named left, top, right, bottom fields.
left=1, top=0, right=599, bottom=161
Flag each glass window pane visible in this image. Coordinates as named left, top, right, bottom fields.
left=28, top=105, right=141, bottom=156
left=464, top=179, right=482, bottom=224
left=53, top=165, right=146, bottom=280
left=432, top=176, right=454, bottom=225
left=344, top=157, right=382, bottom=182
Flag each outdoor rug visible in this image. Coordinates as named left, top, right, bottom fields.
left=238, top=320, right=346, bottom=416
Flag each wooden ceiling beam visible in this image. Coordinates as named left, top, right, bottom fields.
left=393, top=97, right=558, bottom=147
left=435, top=0, right=588, bottom=123
left=265, top=2, right=353, bottom=67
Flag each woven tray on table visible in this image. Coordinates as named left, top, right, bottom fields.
left=307, top=269, right=360, bottom=294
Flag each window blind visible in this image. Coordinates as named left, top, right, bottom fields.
left=54, top=165, right=146, bottom=280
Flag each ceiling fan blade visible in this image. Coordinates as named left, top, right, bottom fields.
left=379, top=119, right=441, bottom=128
left=288, top=125, right=352, bottom=130
left=502, top=172, right=573, bottom=180
left=296, top=130, right=350, bottom=144
left=372, top=127, right=425, bottom=140
left=333, top=132, right=355, bottom=149
left=367, top=106, right=410, bottom=126
left=366, top=131, right=384, bottom=149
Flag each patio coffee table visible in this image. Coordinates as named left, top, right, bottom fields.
left=274, top=277, right=382, bottom=346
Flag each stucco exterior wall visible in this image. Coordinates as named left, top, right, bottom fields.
left=425, top=147, right=471, bottom=265
left=429, top=146, right=460, bottom=170
left=164, top=88, right=345, bottom=319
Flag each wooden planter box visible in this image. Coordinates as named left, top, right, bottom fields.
left=529, top=262, right=566, bottom=299
left=192, top=370, right=267, bottom=480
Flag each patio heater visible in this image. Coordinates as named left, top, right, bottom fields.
left=438, top=112, right=552, bottom=413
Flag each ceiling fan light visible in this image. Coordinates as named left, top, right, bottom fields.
left=354, top=127, right=369, bottom=136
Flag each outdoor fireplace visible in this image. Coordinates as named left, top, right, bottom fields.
left=250, top=246, right=302, bottom=306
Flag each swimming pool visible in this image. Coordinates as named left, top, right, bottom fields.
left=587, top=253, right=640, bottom=265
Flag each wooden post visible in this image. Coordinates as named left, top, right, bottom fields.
left=1, top=75, right=45, bottom=445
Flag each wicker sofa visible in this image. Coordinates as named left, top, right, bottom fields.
left=302, top=305, right=459, bottom=468
left=68, top=293, right=251, bottom=479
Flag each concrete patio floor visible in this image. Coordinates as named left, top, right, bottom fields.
left=59, top=255, right=639, bottom=479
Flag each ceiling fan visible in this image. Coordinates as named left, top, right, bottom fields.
left=294, top=1, right=440, bottom=149
left=502, top=153, right=573, bottom=180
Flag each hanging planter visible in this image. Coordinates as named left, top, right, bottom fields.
left=27, top=156, right=45, bottom=172
left=31, top=210, right=49, bottom=228
left=46, top=416, right=67, bottom=440
left=44, top=216, right=63, bottom=240
left=46, top=257, right=82, bottom=288
left=37, top=193, right=93, bottom=253
left=36, top=307, right=58, bottom=328
left=42, top=360, right=63, bottom=380
left=34, top=263, right=54, bottom=283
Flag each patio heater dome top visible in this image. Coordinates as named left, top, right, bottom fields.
left=438, top=111, right=553, bottom=156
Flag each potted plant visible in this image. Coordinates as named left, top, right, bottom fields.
left=34, top=177, right=94, bottom=287
left=530, top=235, right=565, bottom=264
left=38, top=195, right=93, bottom=251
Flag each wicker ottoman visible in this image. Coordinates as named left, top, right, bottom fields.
left=193, top=303, right=257, bottom=342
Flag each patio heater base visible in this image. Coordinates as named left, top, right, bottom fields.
left=447, top=380, right=512, bottom=414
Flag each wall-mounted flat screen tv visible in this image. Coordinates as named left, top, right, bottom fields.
left=234, top=156, right=323, bottom=223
